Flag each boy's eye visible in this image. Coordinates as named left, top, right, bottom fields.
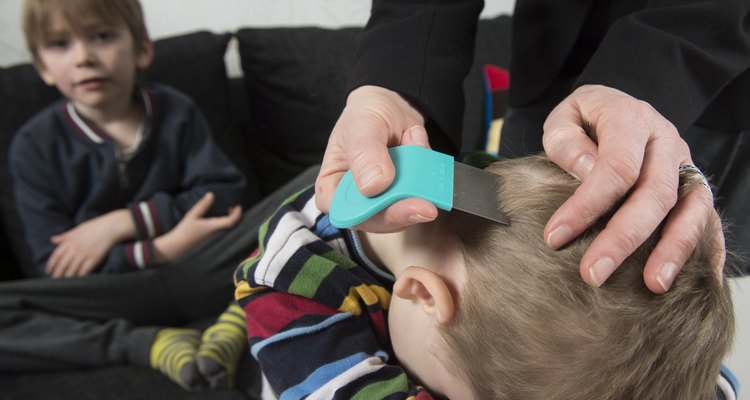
left=46, top=39, right=69, bottom=49
left=94, top=31, right=116, bottom=42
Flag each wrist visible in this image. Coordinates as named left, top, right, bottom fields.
left=108, top=209, right=136, bottom=242
left=153, top=232, right=180, bottom=264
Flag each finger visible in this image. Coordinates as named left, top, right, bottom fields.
left=399, top=125, right=431, bottom=149
left=543, top=101, right=599, bottom=181
left=710, top=211, right=727, bottom=282
left=353, top=198, right=438, bottom=233
left=576, top=134, right=684, bottom=287
left=215, top=205, right=242, bottom=229
left=315, top=169, right=344, bottom=215
left=641, top=184, right=716, bottom=293
left=227, top=205, right=242, bottom=224
left=51, top=250, right=76, bottom=279
left=545, top=106, right=653, bottom=250
left=46, top=246, right=64, bottom=274
left=76, top=259, right=97, bottom=277
left=186, top=192, right=215, bottom=219
left=65, top=257, right=85, bottom=278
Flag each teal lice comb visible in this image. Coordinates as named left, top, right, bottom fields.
left=329, top=145, right=510, bottom=228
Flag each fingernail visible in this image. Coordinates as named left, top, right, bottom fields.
left=589, top=257, right=616, bottom=287
left=359, top=164, right=383, bottom=191
left=408, top=213, right=432, bottom=223
left=546, top=225, right=572, bottom=249
left=656, top=262, right=678, bottom=292
left=571, top=153, right=595, bottom=181
left=408, top=125, right=429, bottom=147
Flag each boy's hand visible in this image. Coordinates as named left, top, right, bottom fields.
left=154, top=192, right=242, bottom=263
left=46, top=209, right=133, bottom=278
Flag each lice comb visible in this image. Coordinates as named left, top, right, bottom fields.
left=330, top=145, right=510, bottom=228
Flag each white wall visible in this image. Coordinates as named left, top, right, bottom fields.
left=0, top=0, right=515, bottom=67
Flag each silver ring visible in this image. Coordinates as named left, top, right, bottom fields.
left=678, top=164, right=711, bottom=192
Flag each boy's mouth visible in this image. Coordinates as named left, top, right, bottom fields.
left=76, top=77, right=109, bottom=89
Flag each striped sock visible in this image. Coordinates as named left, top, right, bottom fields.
left=149, top=328, right=204, bottom=390
left=196, top=303, right=247, bottom=389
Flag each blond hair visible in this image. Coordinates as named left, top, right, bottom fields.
left=22, top=0, right=149, bottom=64
left=439, top=155, right=734, bottom=399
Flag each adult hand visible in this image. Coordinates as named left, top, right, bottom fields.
left=542, top=84, right=723, bottom=293
left=315, top=85, right=438, bottom=233
left=46, top=209, right=133, bottom=278
left=154, top=192, right=242, bottom=263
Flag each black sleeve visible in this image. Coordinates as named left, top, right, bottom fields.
left=575, top=0, right=750, bottom=132
left=349, top=0, right=484, bottom=154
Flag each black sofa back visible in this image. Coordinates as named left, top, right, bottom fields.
left=0, top=16, right=510, bottom=280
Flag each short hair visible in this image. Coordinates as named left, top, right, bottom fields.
left=439, top=154, right=734, bottom=399
left=22, top=0, right=149, bottom=64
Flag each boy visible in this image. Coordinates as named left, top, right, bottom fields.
left=5, top=0, right=247, bottom=390
left=12, top=0, right=245, bottom=278
left=235, top=154, right=736, bottom=399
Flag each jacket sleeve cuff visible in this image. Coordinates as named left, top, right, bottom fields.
left=125, top=239, right=156, bottom=270
left=128, top=200, right=163, bottom=240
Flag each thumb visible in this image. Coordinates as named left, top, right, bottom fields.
left=346, top=120, right=397, bottom=198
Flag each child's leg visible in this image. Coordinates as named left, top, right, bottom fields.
left=196, top=303, right=247, bottom=389
left=150, top=328, right=204, bottom=390
left=0, top=309, right=154, bottom=371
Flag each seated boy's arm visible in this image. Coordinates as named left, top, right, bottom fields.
left=152, top=192, right=242, bottom=263
left=131, top=108, right=246, bottom=240
left=10, top=148, right=139, bottom=276
left=45, top=209, right=135, bottom=278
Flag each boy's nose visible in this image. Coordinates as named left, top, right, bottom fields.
left=72, top=41, right=96, bottom=66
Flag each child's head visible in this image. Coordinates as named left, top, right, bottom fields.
left=22, top=0, right=152, bottom=110
left=385, top=155, right=734, bottom=399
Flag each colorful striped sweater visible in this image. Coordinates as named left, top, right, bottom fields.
left=234, top=187, right=433, bottom=399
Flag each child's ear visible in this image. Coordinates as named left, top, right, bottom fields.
left=393, top=266, right=455, bottom=324
left=136, top=38, right=154, bottom=70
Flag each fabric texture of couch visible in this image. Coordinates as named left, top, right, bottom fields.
left=0, top=16, right=510, bottom=399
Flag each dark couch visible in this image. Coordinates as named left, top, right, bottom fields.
left=0, top=16, right=510, bottom=399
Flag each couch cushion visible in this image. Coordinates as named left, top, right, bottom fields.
left=0, top=64, right=59, bottom=278
left=144, top=31, right=233, bottom=141
left=235, top=16, right=511, bottom=195
left=0, top=31, right=242, bottom=279
left=236, top=26, right=358, bottom=195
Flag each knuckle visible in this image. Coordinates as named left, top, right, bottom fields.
left=608, top=228, right=644, bottom=256
left=648, top=177, right=679, bottom=216
left=603, top=154, right=641, bottom=189
left=670, top=233, right=698, bottom=259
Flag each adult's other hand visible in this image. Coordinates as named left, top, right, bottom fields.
left=542, top=84, right=723, bottom=293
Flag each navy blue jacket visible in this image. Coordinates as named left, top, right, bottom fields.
left=10, top=84, right=246, bottom=275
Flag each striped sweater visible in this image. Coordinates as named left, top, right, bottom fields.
left=234, top=188, right=433, bottom=399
